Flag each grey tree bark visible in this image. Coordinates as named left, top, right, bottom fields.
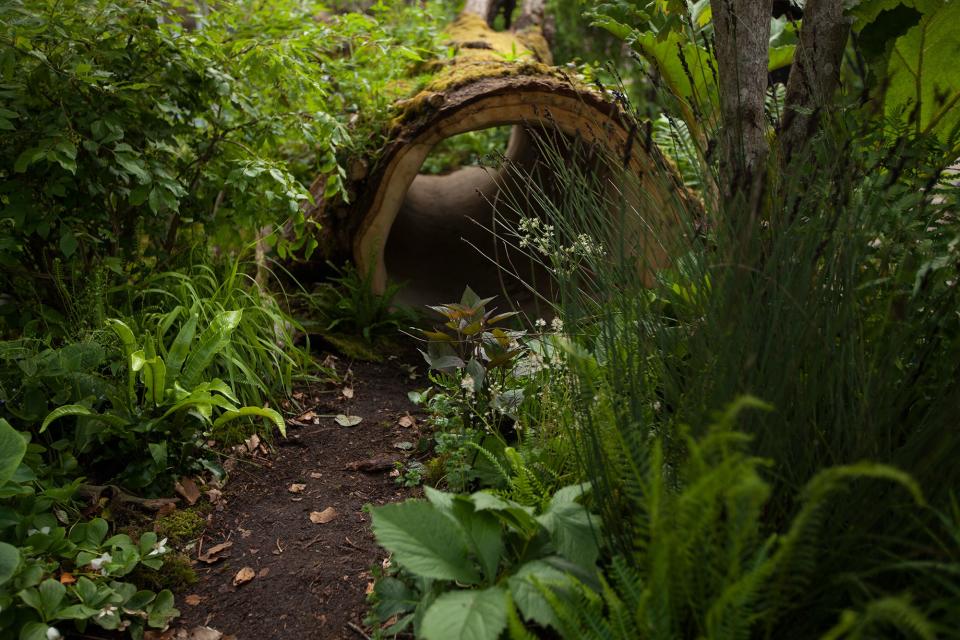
left=709, top=0, right=773, bottom=204
left=780, top=0, right=850, bottom=166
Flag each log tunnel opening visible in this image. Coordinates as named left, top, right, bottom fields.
left=382, top=124, right=585, bottom=312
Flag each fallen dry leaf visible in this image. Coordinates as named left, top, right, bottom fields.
left=205, top=488, right=223, bottom=504
left=365, top=581, right=375, bottom=595
left=288, top=483, right=306, bottom=493
left=197, top=540, right=233, bottom=564
left=244, top=433, right=261, bottom=453
left=309, top=471, right=323, bottom=479
left=398, top=414, right=416, bottom=428
left=184, top=594, right=202, bottom=606
left=232, top=566, right=256, bottom=586
left=335, top=414, right=362, bottom=427
left=59, top=572, right=75, bottom=585
left=393, top=441, right=414, bottom=451
left=174, top=478, right=201, bottom=505
left=144, top=631, right=175, bottom=640
left=257, top=567, right=271, bottom=578
left=299, top=410, right=317, bottom=421
left=177, top=626, right=223, bottom=640
left=309, top=507, right=337, bottom=524
left=342, top=387, right=354, bottom=399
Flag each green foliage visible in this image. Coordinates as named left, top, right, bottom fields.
left=134, top=258, right=320, bottom=407
left=420, top=127, right=512, bottom=175
left=37, top=315, right=285, bottom=491
left=0, top=467, right=178, bottom=640
left=851, top=0, right=960, bottom=144
left=368, top=484, right=598, bottom=638
left=295, top=262, right=418, bottom=359
left=0, top=0, right=450, bottom=327
left=495, top=85, right=960, bottom=633
left=534, top=400, right=933, bottom=639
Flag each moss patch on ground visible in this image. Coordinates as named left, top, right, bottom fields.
left=155, top=508, right=207, bottom=546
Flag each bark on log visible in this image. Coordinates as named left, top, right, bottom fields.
left=302, top=2, right=696, bottom=300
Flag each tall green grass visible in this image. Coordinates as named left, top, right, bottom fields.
left=496, top=117, right=960, bottom=636
left=129, top=257, right=324, bottom=407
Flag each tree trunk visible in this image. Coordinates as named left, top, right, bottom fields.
left=779, top=0, right=849, bottom=166
left=709, top=0, right=772, bottom=205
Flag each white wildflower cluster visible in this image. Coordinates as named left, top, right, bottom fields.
left=516, top=217, right=606, bottom=276
left=517, top=216, right=556, bottom=256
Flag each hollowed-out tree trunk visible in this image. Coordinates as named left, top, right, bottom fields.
left=303, top=0, right=694, bottom=304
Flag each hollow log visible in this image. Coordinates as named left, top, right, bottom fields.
left=303, top=0, right=694, bottom=304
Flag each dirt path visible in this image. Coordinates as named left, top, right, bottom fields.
left=173, top=357, right=423, bottom=640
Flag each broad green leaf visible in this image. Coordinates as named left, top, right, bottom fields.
left=507, top=559, right=571, bottom=630
left=420, top=587, right=508, bottom=640
left=166, top=313, right=198, bottom=378
left=179, top=310, right=242, bottom=389
left=371, top=501, right=480, bottom=584
left=537, top=502, right=600, bottom=569
left=0, top=541, right=20, bottom=586
left=882, top=0, right=960, bottom=141
left=452, top=498, right=503, bottom=584
left=548, top=483, right=591, bottom=509
left=147, top=590, right=179, bottom=628
left=18, top=622, right=50, bottom=640
left=0, top=419, right=26, bottom=485
left=373, top=576, right=419, bottom=620
left=38, top=578, right=66, bottom=619
left=470, top=492, right=538, bottom=533
left=214, top=407, right=286, bottom=437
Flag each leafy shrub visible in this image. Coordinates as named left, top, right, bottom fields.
left=538, top=400, right=938, bottom=640
left=368, top=484, right=598, bottom=639
left=0, top=0, right=448, bottom=329
left=0, top=419, right=177, bottom=639
left=39, top=316, right=284, bottom=491
left=134, top=258, right=320, bottom=407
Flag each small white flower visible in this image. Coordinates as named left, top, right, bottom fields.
left=550, top=317, right=564, bottom=332
left=27, top=528, right=38, bottom=536
left=147, top=537, right=169, bottom=557
left=40, top=526, right=50, bottom=535
left=534, top=318, right=547, bottom=329
left=89, top=551, right=112, bottom=574
left=97, top=605, right=117, bottom=620
left=46, top=627, right=62, bottom=640
left=460, top=375, right=475, bottom=395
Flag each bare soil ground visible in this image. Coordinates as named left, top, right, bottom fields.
left=171, top=357, right=424, bottom=640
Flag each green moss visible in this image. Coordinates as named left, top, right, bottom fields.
left=155, top=509, right=207, bottom=546
left=389, top=13, right=563, bottom=128
left=129, top=552, right=198, bottom=592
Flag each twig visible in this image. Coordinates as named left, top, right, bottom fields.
left=347, top=622, right=372, bottom=640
